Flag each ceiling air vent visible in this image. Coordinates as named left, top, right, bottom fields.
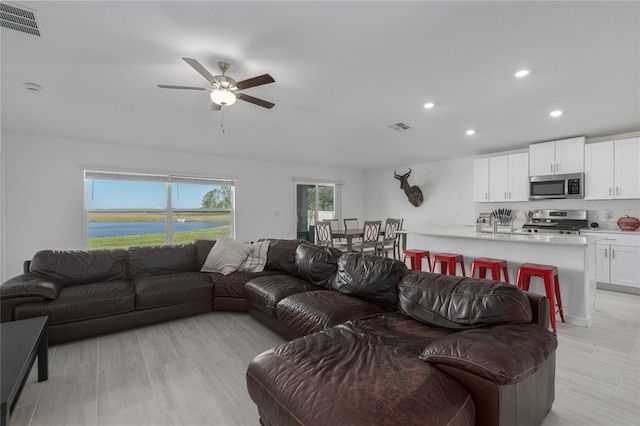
left=388, top=122, right=411, bottom=132
left=0, top=3, right=43, bottom=37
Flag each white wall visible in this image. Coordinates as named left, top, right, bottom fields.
left=2, top=133, right=366, bottom=279
left=365, top=158, right=476, bottom=230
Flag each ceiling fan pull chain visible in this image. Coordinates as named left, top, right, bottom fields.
left=220, top=107, right=225, bottom=134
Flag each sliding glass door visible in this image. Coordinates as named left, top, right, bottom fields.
left=296, top=184, right=336, bottom=243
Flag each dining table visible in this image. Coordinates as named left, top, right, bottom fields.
left=331, top=228, right=406, bottom=254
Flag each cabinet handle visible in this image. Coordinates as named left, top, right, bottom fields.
left=556, top=163, right=560, bottom=173
left=609, top=187, right=612, bottom=196
left=612, top=248, right=615, bottom=258
left=604, top=248, right=607, bottom=258
left=485, top=193, right=488, bottom=200
left=504, top=192, right=507, bottom=199
left=550, top=164, right=554, bottom=173
left=616, top=187, right=619, bottom=195
left=509, top=192, right=512, bottom=199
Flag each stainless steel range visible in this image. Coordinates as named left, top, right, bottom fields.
left=521, top=209, right=588, bottom=235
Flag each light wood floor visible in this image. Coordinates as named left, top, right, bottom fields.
left=10, top=289, right=640, bottom=426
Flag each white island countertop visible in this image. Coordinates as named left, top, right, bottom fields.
left=402, top=227, right=604, bottom=246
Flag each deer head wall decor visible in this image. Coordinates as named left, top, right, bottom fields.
left=393, top=168, right=424, bottom=207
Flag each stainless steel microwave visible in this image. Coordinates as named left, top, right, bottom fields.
left=529, top=173, right=584, bottom=200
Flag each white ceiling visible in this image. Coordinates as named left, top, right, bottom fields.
left=1, top=1, right=639, bottom=171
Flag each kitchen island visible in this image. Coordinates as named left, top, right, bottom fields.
left=401, top=228, right=604, bottom=327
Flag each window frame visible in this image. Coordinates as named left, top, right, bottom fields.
left=84, top=170, right=235, bottom=249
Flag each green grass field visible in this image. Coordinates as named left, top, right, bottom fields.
left=89, top=225, right=232, bottom=249
left=88, top=212, right=232, bottom=249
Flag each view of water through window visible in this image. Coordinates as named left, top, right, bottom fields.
left=85, top=172, right=234, bottom=249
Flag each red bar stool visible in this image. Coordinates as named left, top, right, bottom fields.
left=516, top=263, right=565, bottom=332
left=402, top=249, right=432, bottom=271
left=470, top=257, right=510, bottom=283
left=432, top=253, right=466, bottom=276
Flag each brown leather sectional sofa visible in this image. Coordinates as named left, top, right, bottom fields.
left=1, top=239, right=557, bottom=425
left=244, top=243, right=558, bottom=426
left=0, top=239, right=303, bottom=343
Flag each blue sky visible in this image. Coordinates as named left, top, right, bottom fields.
left=86, top=180, right=215, bottom=209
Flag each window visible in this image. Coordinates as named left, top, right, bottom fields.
left=85, top=171, right=234, bottom=249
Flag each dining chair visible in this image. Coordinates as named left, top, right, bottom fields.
left=351, top=220, right=381, bottom=254
left=327, top=219, right=347, bottom=249
left=379, top=218, right=402, bottom=259
left=343, top=218, right=359, bottom=230
left=343, top=218, right=360, bottom=243
left=315, top=221, right=334, bottom=248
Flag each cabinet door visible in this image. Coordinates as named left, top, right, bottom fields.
left=584, top=141, right=614, bottom=199
left=489, top=155, right=509, bottom=202
left=507, top=153, right=530, bottom=201
left=594, top=243, right=611, bottom=283
left=529, top=141, right=555, bottom=176
left=473, top=158, right=490, bottom=202
left=610, top=245, right=640, bottom=288
left=614, top=137, right=640, bottom=199
left=555, top=137, right=585, bottom=174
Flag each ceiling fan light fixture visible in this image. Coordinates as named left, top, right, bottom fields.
left=210, top=89, right=236, bottom=106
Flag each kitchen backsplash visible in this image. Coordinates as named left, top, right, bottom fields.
left=587, top=209, right=640, bottom=230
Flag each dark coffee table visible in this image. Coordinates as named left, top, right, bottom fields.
left=1, top=316, right=48, bottom=426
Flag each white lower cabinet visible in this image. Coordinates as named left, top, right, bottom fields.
left=590, top=233, right=640, bottom=292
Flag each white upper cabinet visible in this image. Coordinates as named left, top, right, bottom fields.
left=489, top=155, right=509, bottom=202
left=584, top=141, right=614, bottom=199
left=474, top=158, right=490, bottom=202
left=476, top=153, right=529, bottom=203
left=507, top=152, right=530, bottom=201
left=529, top=137, right=585, bottom=176
left=614, top=137, right=640, bottom=199
left=585, top=137, right=640, bottom=200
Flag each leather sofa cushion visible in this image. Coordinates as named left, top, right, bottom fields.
left=193, top=239, right=216, bottom=270
left=127, top=244, right=197, bottom=278
left=294, top=244, right=341, bottom=289
left=332, top=252, right=405, bottom=310
left=245, top=275, right=322, bottom=317
left=420, top=324, right=558, bottom=385
left=14, top=281, right=134, bottom=324
left=209, top=270, right=281, bottom=299
left=261, top=239, right=308, bottom=274
left=399, top=271, right=533, bottom=330
left=134, top=272, right=213, bottom=309
left=246, top=313, right=474, bottom=426
left=0, top=273, right=64, bottom=299
left=276, top=290, right=388, bottom=336
left=30, top=249, right=127, bottom=286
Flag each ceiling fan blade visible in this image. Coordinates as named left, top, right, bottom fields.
left=234, top=74, right=275, bottom=91
left=210, top=103, right=222, bottom=111
left=182, top=57, right=216, bottom=84
left=237, top=93, right=275, bottom=109
left=158, top=84, right=207, bottom=90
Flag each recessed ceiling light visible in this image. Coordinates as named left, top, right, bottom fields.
left=514, top=69, right=530, bottom=78
left=466, top=129, right=476, bottom=135
left=423, top=102, right=435, bottom=109
left=550, top=110, right=563, bottom=117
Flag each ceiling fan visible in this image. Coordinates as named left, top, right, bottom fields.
left=158, top=58, right=275, bottom=111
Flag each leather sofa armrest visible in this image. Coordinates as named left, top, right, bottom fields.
left=1, top=273, right=63, bottom=300
left=419, top=324, right=557, bottom=385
